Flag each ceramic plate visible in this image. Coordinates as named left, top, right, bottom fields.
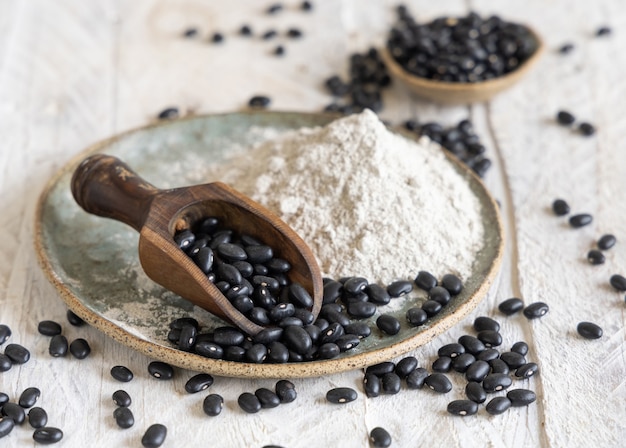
left=35, top=111, right=503, bottom=378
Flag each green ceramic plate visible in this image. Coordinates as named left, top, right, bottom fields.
left=35, top=111, right=503, bottom=378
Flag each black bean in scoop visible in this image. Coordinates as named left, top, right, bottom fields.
left=387, top=280, right=412, bottom=297
left=256, top=388, right=281, bottom=408
left=610, top=274, right=626, bottom=291
left=473, top=316, right=500, bottom=333
left=598, top=234, right=616, bottom=250
left=465, top=382, right=487, bottom=404
left=288, top=283, right=314, bottom=308
left=112, top=390, right=132, bottom=407
left=376, top=315, right=401, bottom=335
left=5, top=343, right=30, bottom=364
left=193, top=247, right=214, bottom=273
left=406, top=307, right=428, bottom=326
left=552, top=199, right=570, bottom=216
left=0, top=354, right=11, bottom=372
left=587, top=249, right=605, bottom=265
left=33, top=427, right=64, bottom=444
left=203, top=394, right=224, bottom=416
left=569, top=213, right=593, bottom=228
left=18, top=387, right=40, bottom=408
left=424, top=373, right=452, bottom=393
left=0, top=417, right=15, bottom=438
left=37, top=321, right=62, bottom=336
left=486, top=397, right=512, bottom=415
left=28, top=407, right=48, bottom=429
left=414, top=271, right=437, bottom=291
left=69, top=338, right=91, bottom=359
left=369, top=427, right=392, bottom=447
left=148, top=361, right=174, bottom=380
left=515, top=362, right=539, bottom=378
left=441, top=274, right=463, bottom=295
left=2, top=402, right=25, bottom=424
left=275, top=380, right=297, bottom=403
left=447, top=400, right=478, bottom=416
left=248, top=95, right=271, bottom=109
left=0, top=325, right=10, bottom=345
left=114, top=407, right=134, bottom=429
left=110, top=365, right=133, bottom=382
left=238, top=392, right=262, bottom=413
left=507, top=389, right=536, bottom=407
left=483, top=373, right=513, bottom=393
left=523, top=302, right=549, bottom=319
left=141, top=423, right=167, bottom=447
left=49, top=335, right=68, bottom=358
left=577, top=321, right=603, bottom=339
left=326, top=387, right=358, bottom=404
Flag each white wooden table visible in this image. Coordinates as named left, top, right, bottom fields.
left=1, top=1, right=625, bottom=447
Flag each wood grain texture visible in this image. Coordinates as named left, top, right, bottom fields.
left=0, top=0, right=624, bottom=447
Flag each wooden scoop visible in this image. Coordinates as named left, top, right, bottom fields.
left=70, top=154, right=323, bottom=336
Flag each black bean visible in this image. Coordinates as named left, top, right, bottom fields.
left=477, top=348, right=499, bottom=362
left=507, top=389, right=536, bottom=407
left=515, top=362, right=539, bottom=378
left=287, top=28, right=303, bottom=39
left=254, top=327, right=283, bottom=345
left=395, top=356, right=418, bottom=378
left=465, top=360, right=491, bottom=382
left=233, top=260, right=254, bottom=278
left=157, top=107, right=179, bottom=120
left=148, top=361, right=174, bottom=380
left=69, top=338, right=91, bottom=359
left=202, top=394, right=224, bottom=416
left=2, top=402, right=25, bottom=424
left=552, top=199, right=570, bottom=216
left=414, top=271, right=437, bottom=291
left=486, top=397, right=512, bottom=415
left=576, top=321, right=603, bottom=340
left=429, top=286, right=451, bottom=306
left=28, top=407, right=48, bottom=429
left=376, top=315, right=401, bottom=335
left=366, top=361, right=395, bottom=376
left=369, top=427, right=392, bottom=447
left=0, top=325, right=10, bottom=345
left=610, top=274, right=626, bottom=292
left=441, top=274, right=463, bottom=295
left=498, top=297, right=524, bottom=315
left=275, top=380, right=297, bottom=403
left=326, top=387, right=358, bottom=404
left=381, top=372, right=401, bottom=394
left=169, top=317, right=199, bottom=330
left=301, top=1, right=313, bottom=11
left=344, top=301, right=375, bottom=319
left=406, top=367, right=429, bottom=389
left=500, top=351, right=526, bottom=369
left=5, top=343, right=30, bottom=364
left=193, top=247, right=214, bottom=273
left=438, top=343, right=465, bottom=359
left=210, top=32, right=224, bottom=43
left=213, top=327, right=245, bottom=346
left=47, top=334, right=68, bottom=358
left=558, top=43, right=575, bottom=54
left=406, top=307, right=428, bottom=326
left=489, top=358, right=510, bottom=375
left=194, top=340, right=224, bottom=359
left=224, top=345, right=246, bottom=362
left=424, top=373, right=452, bottom=393
left=174, top=229, right=195, bottom=249
left=578, top=122, right=596, bottom=136
left=465, top=381, right=487, bottom=403
left=232, top=296, right=254, bottom=314
left=210, top=231, right=232, bottom=249
left=265, top=341, right=288, bottom=363
left=18, top=387, right=40, bottom=408
left=556, top=111, right=575, bottom=126
left=323, top=281, right=343, bottom=304
left=216, top=263, right=242, bottom=285
left=248, top=306, right=271, bottom=325
left=266, top=3, right=283, bottom=14
left=237, top=392, right=262, bottom=413
left=387, top=280, right=412, bottom=297
left=587, top=249, right=605, bottom=265
left=422, top=300, right=443, bottom=317
left=37, top=321, right=62, bottom=336
left=184, top=373, right=214, bottom=394
left=287, top=283, right=313, bottom=309
left=365, top=284, right=391, bottom=305
left=198, top=217, right=219, bottom=234
left=113, top=407, right=134, bottom=429
left=262, top=30, right=277, bottom=40
left=473, top=316, right=500, bottom=333
left=0, top=354, right=11, bottom=372
left=112, top=390, right=132, bottom=407
left=447, top=399, right=479, bottom=416
left=246, top=344, right=268, bottom=363
left=110, top=365, right=133, bottom=382
left=249, top=95, right=271, bottom=108
left=523, top=302, right=549, bottom=319
left=177, top=325, right=197, bottom=351
left=511, top=341, right=529, bottom=356
left=253, top=388, right=279, bottom=409
left=598, top=234, right=616, bottom=250
left=66, top=309, right=85, bottom=326
left=320, top=322, right=344, bottom=344
left=483, top=373, right=513, bottom=393
left=266, top=258, right=290, bottom=273
left=273, top=45, right=285, bottom=56
left=452, top=353, right=476, bottom=373
left=0, top=417, right=15, bottom=438
left=458, top=335, right=485, bottom=355
left=477, top=330, right=503, bottom=347
left=363, top=372, right=382, bottom=397
left=252, top=275, right=280, bottom=291
left=141, top=423, right=167, bottom=447
left=0, top=393, right=7, bottom=407
left=344, top=277, right=368, bottom=295
left=33, top=427, right=64, bottom=444
left=432, top=357, right=452, bottom=373
left=282, top=325, right=312, bottom=355
left=216, top=243, right=246, bottom=261
left=569, top=213, right=593, bottom=228
left=336, top=334, right=360, bottom=352
left=317, top=343, right=340, bottom=359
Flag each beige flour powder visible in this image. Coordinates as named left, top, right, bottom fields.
left=204, top=109, right=484, bottom=284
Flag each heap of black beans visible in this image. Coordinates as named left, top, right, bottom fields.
left=387, top=7, right=538, bottom=83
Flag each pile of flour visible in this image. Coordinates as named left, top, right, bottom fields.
left=204, top=109, right=484, bottom=284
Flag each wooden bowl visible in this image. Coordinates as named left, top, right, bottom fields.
left=381, top=25, right=545, bottom=105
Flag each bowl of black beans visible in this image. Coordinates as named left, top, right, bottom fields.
left=381, top=7, right=545, bottom=104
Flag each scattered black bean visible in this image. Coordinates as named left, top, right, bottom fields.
left=489, top=358, right=510, bottom=375
left=486, top=397, right=512, bottom=415
left=476, top=348, right=499, bottom=362
left=112, top=390, right=132, bottom=407
left=18, top=387, right=40, bottom=408
left=239, top=24, right=252, bottom=36
left=569, top=213, right=594, bottom=228
left=255, top=388, right=281, bottom=408
left=465, top=360, right=491, bottom=382
left=33, top=427, right=64, bottom=444
left=552, top=199, right=570, bottom=216
left=477, top=330, right=503, bottom=347
left=183, top=373, right=214, bottom=394
left=249, top=95, right=271, bottom=108
left=287, top=28, right=303, bottom=39
left=483, top=373, right=513, bottom=393
left=465, top=381, right=487, bottom=403
left=523, top=302, right=549, bottom=319
left=0, top=417, right=15, bottom=438
left=37, top=321, right=62, bottom=336
left=556, top=111, right=575, bottom=126
left=48, top=335, right=68, bottom=358
left=211, top=32, right=224, bottom=43
left=424, top=373, right=452, bottom=393
left=238, top=392, right=262, bottom=413
left=452, top=353, right=476, bottom=373
left=447, top=399, right=479, bottom=416
left=114, top=407, right=135, bottom=429
left=558, top=43, right=574, bottom=54
left=595, top=26, right=612, bottom=37
left=156, top=107, right=179, bottom=121
left=363, top=372, right=382, bottom=397
left=5, top=343, right=30, bottom=364
left=578, top=122, right=597, bottom=136
left=499, top=297, right=524, bottom=315
left=273, top=45, right=285, bottom=56
left=381, top=372, right=401, bottom=395
left=326, top=387, right=358, bottom=404
left=587, top=249, right=605, bottom=265
left=432, top=357, right=452, bottom=373
left=507, top=389, right=537, bottom=407
left=414, top=271, right=437, bottom=291
left=0, top=325, right=10, bottom=345
left=0, top=354, right=11, bottom=372
left=597, top=234, right=616, bottom=250
left=473, top=316, right=500, bottom=333
left=576, top=322, right=603, bottom=340
left=203, top=394, right=224, bottom=416
left=458, top=335, right=486, bottom=355
left=369, top=427, right=392, bottom=447
left=266, top=3, right=283, bottom=14
left=2, top=402, right=25, bottom=424
left=141, top=423, right=167, bottom=447
left=69, top=338, right=91, bottom=359
left=406, top=367, right=429, bottom=389
left=500, top=351, right=527, bottom=369
left=148, top=361, right=174, bottom=380
left=28, top=407, right=48, bottom=429
left=610, top=274, right=626, bottom=292
left=395, top=356, right=418, bottom=378
left=301, top=1, right=313, bottom=11
left=438, top=343, right=465, bottom=359
left=511, top=341, right=529, bottom=356
left=515, top=362, right=539, bottom=378
left=366, top=362, right=395, bottom=376
left=182, top=28, right=198, bottom=38
left=0, top=393, right=8, bottom=407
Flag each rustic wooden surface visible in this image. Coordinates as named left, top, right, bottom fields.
left=1, top=1, right=625, bottom=447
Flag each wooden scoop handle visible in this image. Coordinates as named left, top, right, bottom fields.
left=71, top=154, right=158, bottom=232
